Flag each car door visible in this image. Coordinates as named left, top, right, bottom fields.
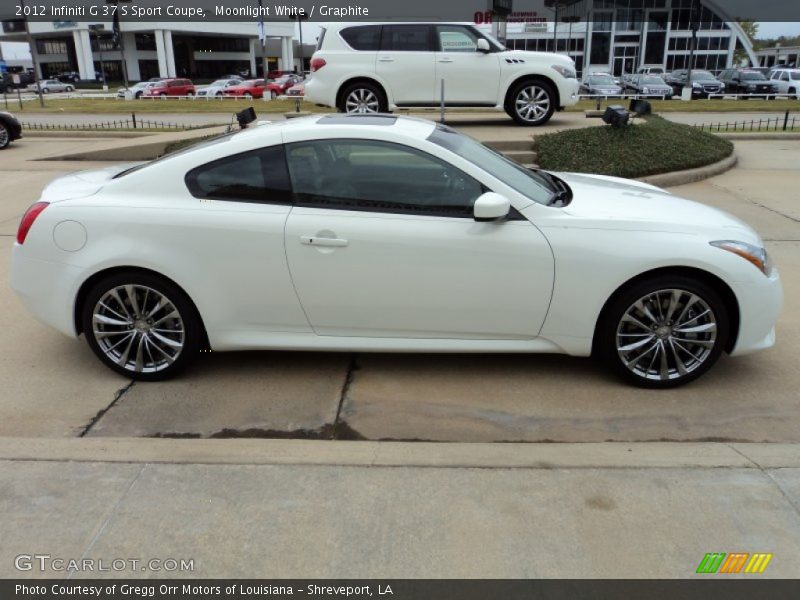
left=282, top=136, right=554, bottom=339
left=375, top=24, right=436, bottom=105
left=434, top=25, right=500, bottom=105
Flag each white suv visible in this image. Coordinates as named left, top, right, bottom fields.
left=304, top=23, right=580, bottom=126
left=767, top=68, right=800, bottom=98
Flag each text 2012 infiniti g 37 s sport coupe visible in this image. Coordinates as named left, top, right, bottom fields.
left=11, top=114, right=782, bottom=387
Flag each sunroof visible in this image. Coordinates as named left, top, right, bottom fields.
left=319, top=115, right=398, bottom=126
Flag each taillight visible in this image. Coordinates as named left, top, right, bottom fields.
left=310, top=58, right=326, bottom=72
left=17, top=202, right=49, bottom=245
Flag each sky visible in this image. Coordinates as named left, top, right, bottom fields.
left=2, top=21, right=799, bottom=61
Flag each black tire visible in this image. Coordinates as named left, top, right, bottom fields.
left=595, top=275, right=729, bottom=389
left=505, top=79, right=556, bottom=126
left=338, top=81, right=387, bottom=114
left=81, top=271, right=202, bottom=381
left=42, top=88, right=49, bottom=94
left=0, top=122, right=10, bottom=150
left=270, top=90, right=277, bottom=100
left=134, top=91, right=142, bottom=99
left=66, top=85, right=74, bottom=92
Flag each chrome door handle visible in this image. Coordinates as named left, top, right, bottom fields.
left=438, top=58, right=454, bottom=63
left=378, top=57, right=394, bottom=62
left=300, top=236, right=349, bottom=247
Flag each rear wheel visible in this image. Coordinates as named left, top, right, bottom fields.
left=596, top=275, right=729, bottom=388
left=506, top=79, right=556, bottom=126
left=81, top=272, right=202, bottom=381
left=339, top=81, right=386, bottom=114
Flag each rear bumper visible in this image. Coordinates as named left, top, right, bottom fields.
left=730, top=268, right=783, bottom=356
left=10, top=244, right=82, bottom=338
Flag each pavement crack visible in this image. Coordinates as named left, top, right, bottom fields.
left=726, top=444, right=800, bottom=520
left=79, top=381, right=135, bottom=438
left=332, top=354, right=359, bottom=441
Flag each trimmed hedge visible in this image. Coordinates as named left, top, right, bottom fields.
left=533, top=115, right=734, bottom=179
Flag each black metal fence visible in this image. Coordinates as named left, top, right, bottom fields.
left=695, top=111, right=797, bottom=133
left=20, top=113, right=201, bottom=131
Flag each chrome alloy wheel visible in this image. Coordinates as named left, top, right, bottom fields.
left=0, top=125, right=9, bottom=148
left=92, top=285, right=185, bottom=374
left=514, top=85, right=551, bottom=123
left=616, top=289, right=717, bottom=382
left=345, top=88, right=380, bottom=113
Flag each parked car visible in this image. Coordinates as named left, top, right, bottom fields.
left=143, top=78, right=196, bottom=97
left=749, top=67, right=772, bottom=77
left=0, top=74, right=7, bottom=94
left=286, top=82, right=305, bottom=97
left=222, top=79, right=266, bottom=98
left=766, top=68, right=800, bottom=98
left=636, top=66, right=666, bottom=76
left=717, top=68, right=777, bottom=98
left=665, top=69, right=725, bottom=98
left=0, top=111, right=22, bottom=149
left=58, top=71, right=81, bottom=83
left=305, top=23, right=579, bottom=126
left=267, top=69, right=289, bottom=80
left=266, top=74, right=303, bottom=99
left=197, top=78, right=243, bottom=97
left=10, top=114, right=782, bottom=387
left=624, top=74, right=672, bottom=98
left=580, top=73, right=623, bottom=97
left=32, top=79, right=74, bottom=94
left=117, top=81, right=156, bottom=99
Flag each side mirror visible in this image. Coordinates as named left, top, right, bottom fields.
left=474, top=192, right=511, bottom=222
left=476, top=39, right=491, bottom=53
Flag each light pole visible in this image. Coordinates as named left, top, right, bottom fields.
left=89, top=25, right=108, bottom=91
left=19, top=0, right=44, bottom=107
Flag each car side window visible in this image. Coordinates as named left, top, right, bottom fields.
left=285, top=139, right=484, bottom=217
left=380, top=25, right=432, bottom=52
left=185, top=145, right=291, bottom=204
left=340, top=25, right=381, bottom=51
left=436, top=25, right=479, bottom=53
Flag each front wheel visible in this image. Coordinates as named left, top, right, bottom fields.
left=596, top=276, right=729, bottom=388
left=339, top=81, right=386, bottom=114
left=506, top=80, right=556, bottom=126
left=0, top=122, right=10, bottom=150
left=81, top=272, right=202, bottom=381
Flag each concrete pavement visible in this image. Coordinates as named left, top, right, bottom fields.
left=1, top=439, right=800, bottom=578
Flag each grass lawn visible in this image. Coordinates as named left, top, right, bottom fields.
left=6, top=97, right=332, bottom=114
left=533, top=115, right=734, bottom=179
left=6, top=96, right=799, bottom=115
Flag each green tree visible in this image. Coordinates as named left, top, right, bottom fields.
left=734, top=20, right=759, bottom=65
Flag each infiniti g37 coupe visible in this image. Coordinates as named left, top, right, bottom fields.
left=11, top=115, right=782, bottom=387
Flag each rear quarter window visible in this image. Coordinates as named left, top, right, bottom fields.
left=340, top=25, right=381, bottom=51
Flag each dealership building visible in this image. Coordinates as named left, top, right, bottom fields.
left=497, top=0, right=757, bottom=76
left=0, top=19, right=304, bottom=81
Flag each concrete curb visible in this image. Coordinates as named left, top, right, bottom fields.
left=1, top=438, right=799, bottom=469
left=636, top=152, right=737, bottom=187
left=22, top=131, right=154, bottom=139
left=716, top=132, right=800, bottom=141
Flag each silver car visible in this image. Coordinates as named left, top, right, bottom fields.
left=767, top=68, right=800, bottom=98
left=197, top=78, right=243, bottom=97
left=117, top=81, right=156, bottom=99
left=580, top=74, right=623, bottom=97
left=34, top=79, right=74, bottom=94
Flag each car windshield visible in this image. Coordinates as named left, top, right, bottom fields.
left=691, top=71, right=717, bottom=81
left=641, top=76, right=665, bottom=84
left=588, top=75, right=615, bottom=85
left=428, top=125, right=554, bottom=205
left=114, top=132, right=240, bottom=178
left=741, top=71, right=766, bottom=80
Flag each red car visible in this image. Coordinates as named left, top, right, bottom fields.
left=143, top=78, right=195, bottom=97
left=223, top=79, right=266, bottom=98
left=265, top=74, right=303, bottom=99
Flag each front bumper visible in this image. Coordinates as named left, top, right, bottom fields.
left=730, top=268, right=783, bottom=356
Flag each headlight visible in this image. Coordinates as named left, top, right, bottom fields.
left=642, top=87, right=650, bottom=93
left=710, top=240, right=771, bottom=275
left=551, top=64, right=576, bottom=79
left=692, top=82, right=701, bottom=88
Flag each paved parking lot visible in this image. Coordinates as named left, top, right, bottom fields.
left=1, top=135, right=798, bottom=443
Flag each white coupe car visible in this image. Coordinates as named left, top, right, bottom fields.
left=11, top=115, right=782, bottom=387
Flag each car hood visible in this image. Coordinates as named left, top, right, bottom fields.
left=551, top=172, right=760, bottom=243
left=40, top=164, right=139, bottom=202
